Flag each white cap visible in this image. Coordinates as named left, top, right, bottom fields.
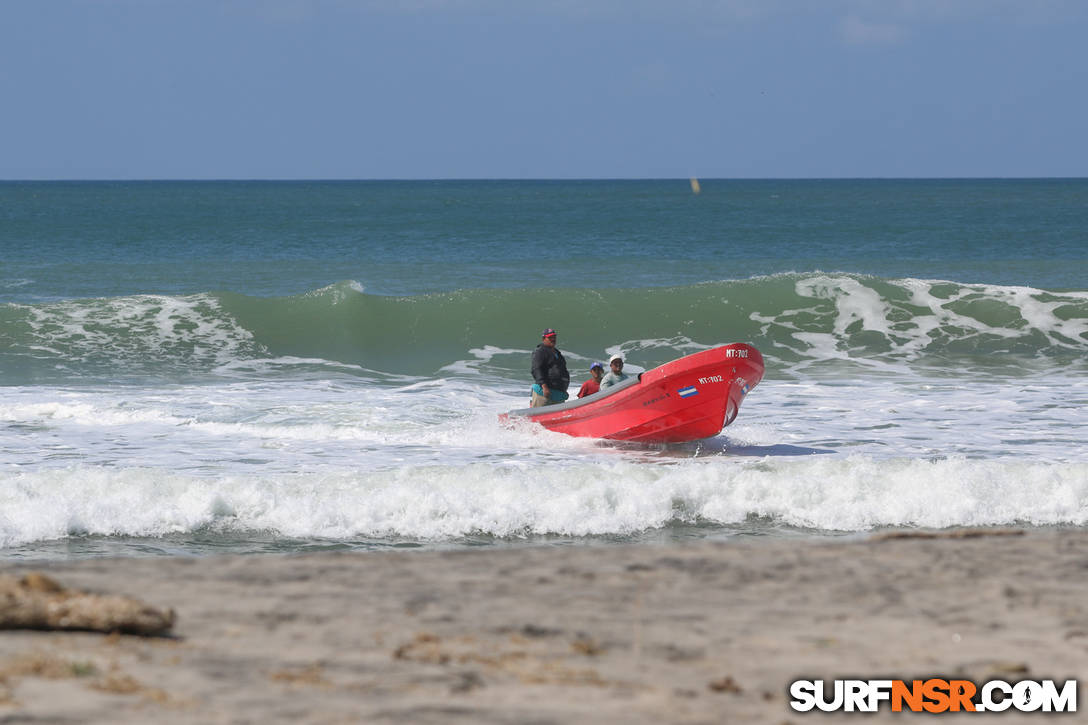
left=609, top=354, right=623, bottom=364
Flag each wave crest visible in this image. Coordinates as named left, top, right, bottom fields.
left=2, top=275, right=1086, bottom=383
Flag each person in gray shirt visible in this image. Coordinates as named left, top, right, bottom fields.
left=599, top=354, right=629, bottom=390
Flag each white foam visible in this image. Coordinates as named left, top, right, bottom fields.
left=0, top=380, right=596, bottom=477
left=3, top=314, right=1086, bottom=551
left=303, top=280, right=366, bottom=304
left=2, top=456, right=1085, bottom=547
left=211, top=355, right=369, bottom=377
left=439, top=345, right=530, bottom=375
left=0, top=401, right=187, bottom=427
left=797, top=275, right=893, bottom=338
left=759, top=275, right=1088, bottom=370
left=17, top=293, right=261, bottom=374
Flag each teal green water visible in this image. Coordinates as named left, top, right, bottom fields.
left=2, top=276, right=1085, bottom=385
left=3, top=179, right=1085, bottom=382
left=3, top=179, right=1086, bottom=301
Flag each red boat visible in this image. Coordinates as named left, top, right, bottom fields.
left=503, top=344, right=764, bottom=443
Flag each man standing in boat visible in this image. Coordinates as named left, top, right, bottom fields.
left=599, top=354, right=629, bottom=390
left=530, top=328, right=570, bottom=407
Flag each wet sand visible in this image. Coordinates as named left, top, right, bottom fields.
left=2, top=529, right=1087, bottom=723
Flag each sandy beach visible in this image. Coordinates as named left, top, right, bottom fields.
left=2, top=529, right=1086, bottom=723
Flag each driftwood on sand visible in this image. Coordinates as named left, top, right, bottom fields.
left=0, top=572, right=175, bottom=636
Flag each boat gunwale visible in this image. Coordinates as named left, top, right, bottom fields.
left=505, top=374, right=643, bottom=418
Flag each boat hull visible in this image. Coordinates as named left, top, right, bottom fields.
left=503, top=344, right=764, bottom=443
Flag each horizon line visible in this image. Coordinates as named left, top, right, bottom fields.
left=2, top=176, right=1087, bottom=183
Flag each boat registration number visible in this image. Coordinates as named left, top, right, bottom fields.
left=698, top=375, right=723, bottom=384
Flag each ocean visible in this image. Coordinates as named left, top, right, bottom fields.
left=1, top=179, right=1086, bottom=560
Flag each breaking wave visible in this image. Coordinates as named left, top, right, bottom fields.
left=2, top=274, right=1086, bottom=384
left=2, top=456, right=1086, bottom=548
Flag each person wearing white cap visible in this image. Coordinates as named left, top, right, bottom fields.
left=598, top=354, right=629, bottom=390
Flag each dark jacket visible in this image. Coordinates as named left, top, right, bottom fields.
left=531, top=343, right=570, bottom=391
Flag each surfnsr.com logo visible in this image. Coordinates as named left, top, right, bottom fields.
left=790, top=678, right=1077, bottom=713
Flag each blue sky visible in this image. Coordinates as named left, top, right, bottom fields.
left=2, top=0, right=1085, bottom=179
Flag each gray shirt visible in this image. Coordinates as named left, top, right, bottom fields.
left=598, top=370, right=629, bottom=389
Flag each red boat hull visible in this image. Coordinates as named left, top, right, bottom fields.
left=503, top=344, right=764, bottom=443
